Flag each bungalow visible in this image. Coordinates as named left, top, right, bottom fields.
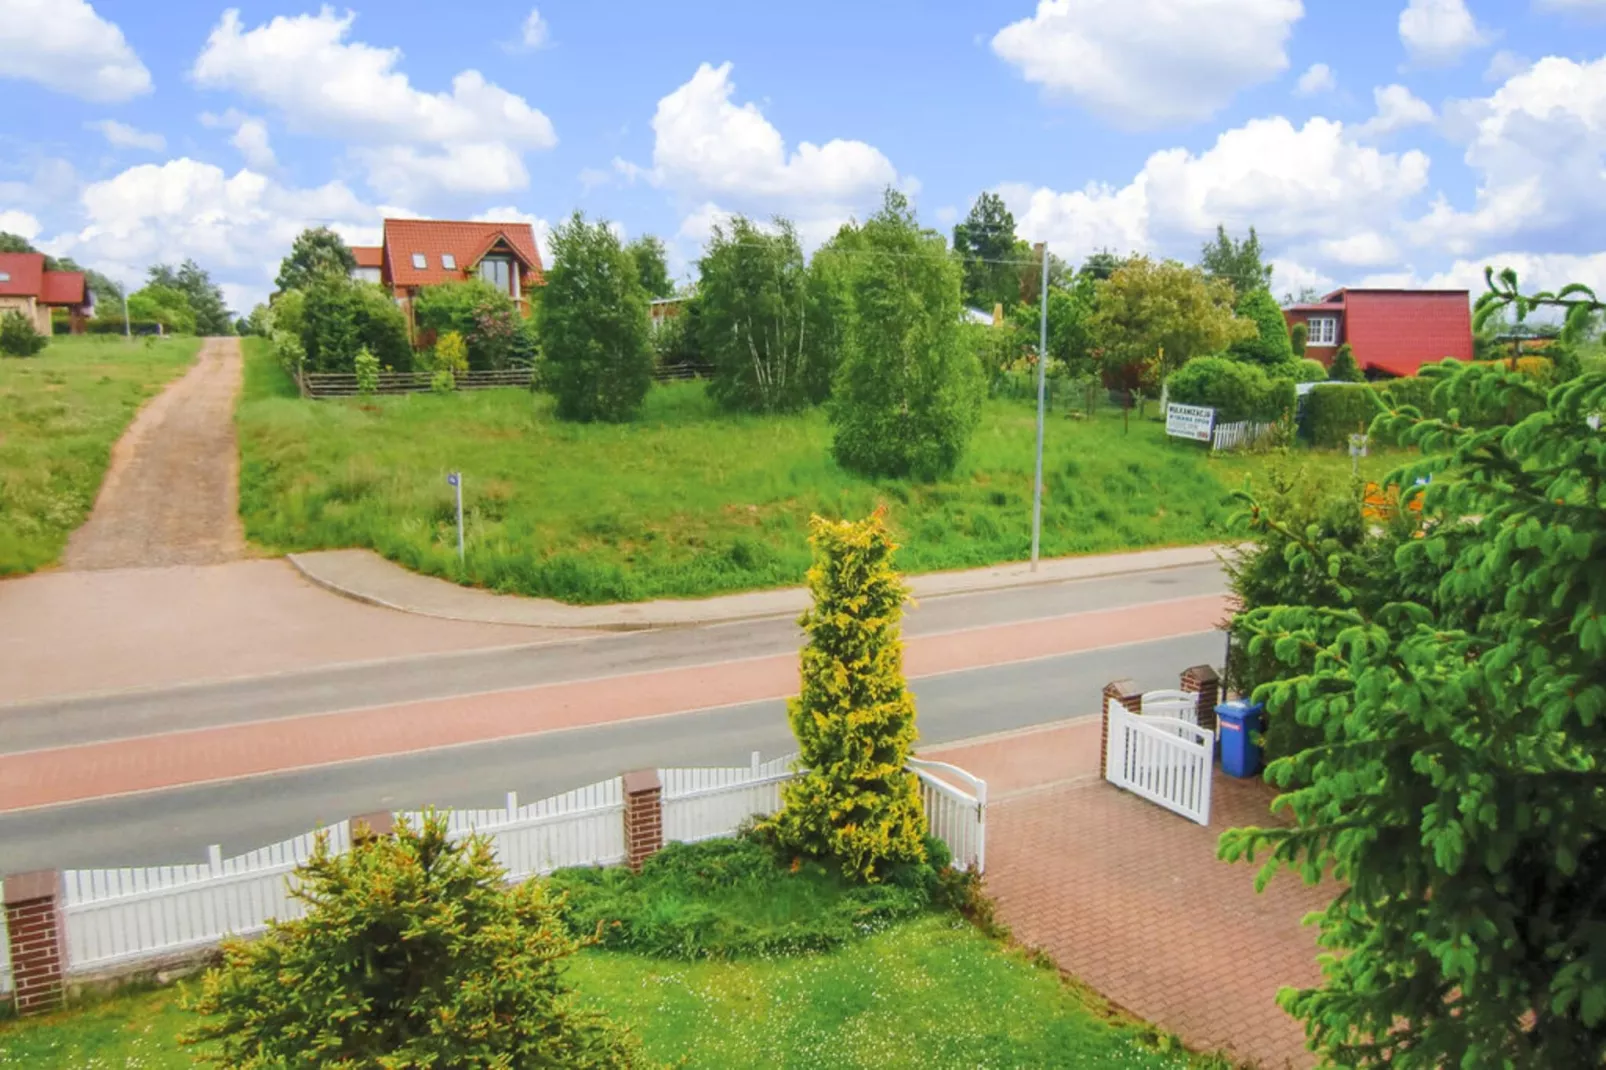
left=349, top=218, right=545, bottom=328
left=0, top=253, right=91, bottom=335
left=1283, top=288, right=1473, bottom=377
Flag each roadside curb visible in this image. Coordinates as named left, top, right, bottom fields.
left=287, top=544, right=1229, bottom=632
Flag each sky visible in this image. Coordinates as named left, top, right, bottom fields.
left=3, top=0, right=1606, bottom=315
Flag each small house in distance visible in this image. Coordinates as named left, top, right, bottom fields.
left=348, top=219, right=545, bottom=330
left=1283, top=288, right=1473, bottom=377
left=0, top=253, right=91, bottom=335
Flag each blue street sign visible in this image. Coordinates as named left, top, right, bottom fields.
left=446, top=473, right=459, bottom=487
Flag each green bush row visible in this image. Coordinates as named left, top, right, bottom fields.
left=1303, top=383, right=1384, bottom=448
left=1166, top=356, right=1295, bottom=424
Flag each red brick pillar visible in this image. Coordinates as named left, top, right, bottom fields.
left=1181, top=664, right=1220, bottom=732
left=622, top=770, right=663, bottom=873
left=350, top=811, right=396, bottom=847
left=4, top=870, right=65, bottom=1016
left=1099, top=679, right=1142, bottom=778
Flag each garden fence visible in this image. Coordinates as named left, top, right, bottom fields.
left=298, top=363, right=716, bottom=398
left=11, top=754, right=985, bottom=994
left=1210, top=419, right=1280, bottom=452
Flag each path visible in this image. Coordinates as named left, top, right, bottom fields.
left=927, top=720, right=1328, bottom=1069
left=64, top=337, right=246, bottom=570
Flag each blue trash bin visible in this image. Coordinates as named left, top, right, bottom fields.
left=1215, top=700, right=1264, bottom=778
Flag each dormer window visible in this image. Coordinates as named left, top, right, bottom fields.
left=411, top=253, right=427, bottom=269
left=441, top=254, right=457, bottom=270
left=0, top=272, right=9, bottom=282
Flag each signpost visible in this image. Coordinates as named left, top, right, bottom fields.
left=1348, top=433, right=1368, bottom=477
left=446, top=472, right=464, bottom=565
left=1030, top=242, right=1049, bottom=572
left=1165, top=403, right=1215, bottom=443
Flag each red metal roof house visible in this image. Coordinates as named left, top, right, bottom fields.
left=1283, top=288, right=1473, bottom=377
left=349, top=219, right=545, bottom=330
left=0, top=253, right=91, bottom=335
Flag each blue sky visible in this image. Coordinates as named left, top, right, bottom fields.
left=4, top=0, right=1606, bottom=313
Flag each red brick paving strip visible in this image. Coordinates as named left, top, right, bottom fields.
left=933, top=723, right=1330, bottom=1070
left=0, top=595, right=1227, bottom=810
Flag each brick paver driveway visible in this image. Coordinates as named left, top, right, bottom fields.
left=925, top=719, right=1331, bottom=1070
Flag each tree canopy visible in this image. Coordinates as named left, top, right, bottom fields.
left=625, top=235, right=675, bottom=299
left=1199, top=225, right=1273, bottom=298
left=1220, top=274, right=1606, bottom=1067
left=1091, top=257, right=1250, bottom=387
left=275, top=227, right=357, bottom=294
left=148, top=260, right=233, bottom=335
left=952, top=192, right=1020, bottom=313
left=1228, top=287, right=1296, bottom=368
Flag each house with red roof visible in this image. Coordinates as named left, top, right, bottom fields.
left=349, top=219, right=544, bottom=331
left=0, top=253, right=91, bottom=335
left=1283, top=288, right=1473, bottom=377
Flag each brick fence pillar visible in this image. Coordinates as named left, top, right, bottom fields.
left=1099, top=678, right=1142, bottom=779
left=622, top=770, right=663, bottom=873
left=350, top=811, right=396, bottom=847
left=4, top=870, right=65, bottom=1016
left=1180, top=664, right=1221, bottom=733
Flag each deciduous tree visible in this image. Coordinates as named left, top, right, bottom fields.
left=1090, top=257, right=1250, bottom=387
left=147, top=260, right=233, bottom=335
left=1199, top=224, right=1273, bottom=298
left=275, top=227, right=357, bottom=294
left=952, top=192, right=1019, bottom=312
left=625, top=235, right=675, bottom=299
left=539, top=212, right=653, bottom=423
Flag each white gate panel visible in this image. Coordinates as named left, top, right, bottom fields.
left=1104, top=700, right=1213, bottom=825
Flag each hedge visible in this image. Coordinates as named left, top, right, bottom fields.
left=1166, top=356, right=1295, bottom=424
left=86, top=318, right=169, bottom=336
left=1304, top=383, right=1384, bottom=448
left=1292, top=358, right=1327, bottom=383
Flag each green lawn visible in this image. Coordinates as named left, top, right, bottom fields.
left=0, top=335, right=200, bottom=575
left=0, top=917, right=1219, bottom=1069
left=237, top=339, right=1406, bottom=604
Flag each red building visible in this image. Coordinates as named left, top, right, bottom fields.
left=349, top=219, right=545, bottom=328
left=1283, top=288, right=1473, bottom=377
left=0, top=253, right=91, bottom=335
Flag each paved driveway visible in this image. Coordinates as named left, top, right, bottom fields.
left=925, top=719, right=1330, bottom=1070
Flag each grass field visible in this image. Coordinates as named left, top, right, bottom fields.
left=0, top=336, right=200, bottom=575
left=237, top=339, right=1406, bottom=604
left=0, top=917, right=1219, bottom=1069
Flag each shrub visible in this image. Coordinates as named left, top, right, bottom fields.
left=0, top=311, right=48, bottom=356
left=430, top=368, right=456, bottom=394
left=269, top=329, right=305, bottom=379
left=414, top=279, right=521, bottom=371
left=546, top=835, right=941, bottom=959
left=353, top=346, right=379, bottom=395
left=829, top=191, right=983, bottom=480
left=539, top=212, right=653, bottom=423
left=764, top=511, right=927, bottom=882
left=301, top=277, right=411, bottom=374
left=1228, top=287, right=1296, bottom=368
left=434, top=330, right=469, bottom=376
left=1303, top=382, right=1383, bottom=447
left=1290, top=320, right=1308, bottom=358
left=182, top=813, right=641, bottom=1068
left=1165, top=356, right=1293, bottom=424
left=1328, top=343, right=1364, bottom=382
left=1375, top=374, right=1438, bottom=418
left=1292, top=358, right=1327, bottom=383
left=510, top=316, right=540, bottom=368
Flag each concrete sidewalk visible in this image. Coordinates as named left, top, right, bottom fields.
left=288, top=544, right=1226, bottom=630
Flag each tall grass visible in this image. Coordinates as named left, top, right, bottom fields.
left=236, top=339, right=1403, bottom=604
left=0, top=336, right=200, bottom=575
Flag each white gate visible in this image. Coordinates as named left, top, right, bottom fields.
left=1104, top=699, right=1213, bottom=825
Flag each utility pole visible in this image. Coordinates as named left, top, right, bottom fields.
left=119, top=281, right=131, bottom=341
left=1030, top=242, right=1049, bottom=571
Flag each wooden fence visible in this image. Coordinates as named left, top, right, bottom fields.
left=14, top=754, right=986, bottom=992
left=298, top=363, right=715, bottom=398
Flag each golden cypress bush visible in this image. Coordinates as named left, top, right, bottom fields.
left=768, top=510, right=927, bottom=881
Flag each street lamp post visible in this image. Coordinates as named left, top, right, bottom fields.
left=1030, top=242, right=1049, bottom=571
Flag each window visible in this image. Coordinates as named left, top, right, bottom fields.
left=411, top=253, right=427, bottom=270
left=1308, top=316, right=1338, bottom=346
left=441, top=253, right=457, bottom=270
left=479, top=256, right=512, bottom=293
left=0, top=272, right=9, bottom=282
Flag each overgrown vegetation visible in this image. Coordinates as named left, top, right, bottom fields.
left=0, top=336, right=199, bottom=574
left=0, top=310, right=47, bottom=356
left=1166, top=356, right=1295, bottom=425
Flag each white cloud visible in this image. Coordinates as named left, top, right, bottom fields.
left=1356, top=84, right=1435, bottom=137
left=470, top=205, right=553, bottom=263
left=1320, top=231, right=1401, bottom=267
left=48, top=157, right=380, bottom=303
left=1269, top=257, right=1335, bottom=298
left=1371, top=250, right=1606, bottom=298
left=520, top=8, right=549, bottom=49
left=1399, top=0, right=1489, bottom=66
left=88, top=119, right=166, bottom=152
left=1001, top=115, right=1430, bottom=288
left=0, top=210, right=42, bottom=241
left=192, top=8, right=556, bottom=198
left=990, top=0, right=1304, bottom=127
left=1296, top=63, right=1336, bottom=95
left=0, top=0, right=151, bottom=102
left=201, top=109, right=277, bottom=170
left=1484, top=50, right=1531, bottom=82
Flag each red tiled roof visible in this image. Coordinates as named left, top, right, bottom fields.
left=351, top=246, right=383, bottom=269
left=0, top=252, right=46, bottom=297
left=381, top=219, right=544, bottom=288
left=41, top=271, right=86, bottom=306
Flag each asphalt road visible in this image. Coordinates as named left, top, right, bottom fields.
left=0, top=630, right=1223, bottom=872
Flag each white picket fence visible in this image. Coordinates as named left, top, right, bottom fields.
left=20, top=754, right=986, bottom=986
left=1104, top=699, right=1214, bottom=826
left=0, top=893, right=11, bottom=996
left=1137, top=689, right=1207, bottom=726
left=1211, top=419, right=1280, bottom=452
